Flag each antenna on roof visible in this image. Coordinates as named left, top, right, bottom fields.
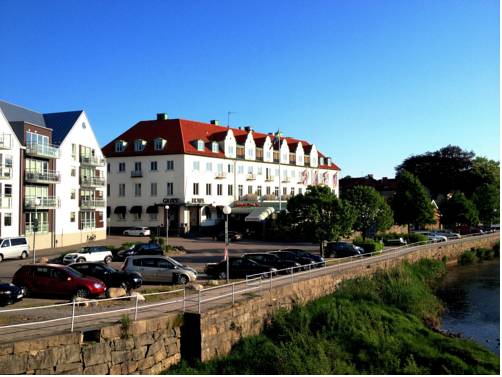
left=227, top=111, right=236, bottom=129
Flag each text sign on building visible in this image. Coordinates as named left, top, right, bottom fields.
left=163, top=198, right=179, bottom=204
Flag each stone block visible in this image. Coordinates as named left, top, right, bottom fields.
left=131, top=320, right=147, bottom=336
left=167, top=342, right=178, bottom=356
left=82, top=343, right=111, bottom=367
left=0, top=343, right=13, bottom=356
left=111, top=350, right=130, bottom=364
left=109, top=364, right=122, bottom=375
left=134, top=333, right=154, bottom=347
left=112, top=337, right=135, bottom=351
left=131, top=346, right=147, bottom=361
left=146, top=340, right=163, bottom=357
left=55, top=362, right=83, bottom=373
left=125, top=360, right=139, bottom=374
left=137, top=356, right=155, bottom=371
left=146, top=317, right=163, bottom=332
left=35, top=368, right=54, bottom=374
left=63, top=344, right=82, bottom=364
left=83, top=362, right=109, bottom=375
left=153, top=347, right=167, bottom=363
left=100, top=324, right=122, bottom=340
left=0, top=353, right=28, bottom=374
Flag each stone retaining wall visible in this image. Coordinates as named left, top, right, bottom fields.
left=0, top=313, right=181, bottom=375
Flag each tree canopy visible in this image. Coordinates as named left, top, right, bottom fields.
left=440, top=191, right=479, bottom=228
left=285, top=185, right=355, bottom=242
left=342, top=185, right=394, bottom=239
left=391, top=171, right=435, bottom=232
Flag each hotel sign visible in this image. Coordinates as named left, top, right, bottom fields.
left=162, top=198, right=180, bottom=204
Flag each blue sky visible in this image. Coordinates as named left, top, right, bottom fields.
left=0, top=0, right=499, bottom=178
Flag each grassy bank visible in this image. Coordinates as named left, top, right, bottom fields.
left=167, top=259, right=500, bottom=374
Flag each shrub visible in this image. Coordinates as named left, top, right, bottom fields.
left=458, top=250, right=477, bottom=265
left=492, top=242, right=499, bottom=257
left=354, top=238, right=384, bottom=253
left=407, top=233, right=428, bottom=244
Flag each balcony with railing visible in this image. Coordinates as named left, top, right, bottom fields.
left=80, top=155, right=106, bottom=167
left=0, top=166, right=12, bottom=180
left=0, top=134, right=12, bottom=149
left=80, top=220, right=96, bottom=229
left=215, top=172, right=227, bottom=179
left=265, top=175, right=275, bottom=182
left=0, top=196, right=12, bottom=209
left=25, top=143, right=59, bottom=159
left=80, top=176, right=106, bottom=187
left=282, top=176, right=291, bottom=183
left=246, top=173, right=256, bottom=181
left=24, top=196, right=60, bottom=209
left=80, top=199, right=106, bottom=208
left=130, top=170, right=143, bottom=178
left=25, top=170, right=61, bottom=184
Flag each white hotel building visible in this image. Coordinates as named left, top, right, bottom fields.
left=0, top=100, right=107, bottom=249
left=103, top=114, right=340, bottom=235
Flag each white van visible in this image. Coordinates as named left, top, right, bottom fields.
left=0, top=237, right=30, bottom=262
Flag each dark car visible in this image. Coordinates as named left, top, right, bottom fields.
left=69, top=262, right=142, bottom=291
left=115, top=242, right=164, bottom=261
left=0, top=283, right=24, bottom=306
left=243, top=253, right=301, bottom=274
left=269, top=251, right=316, bottom=270
left=215, top=231, right=243, bottom=242
left=280, top=248, right=326, bottom=267
left=325, top=242, right=363, bottom=258
left=204, top=257, right=277, bottom=280
left=12, top=264, right=106, bottom=299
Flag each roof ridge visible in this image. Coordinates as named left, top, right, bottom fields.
left=0, top=99, right=42, bottom=115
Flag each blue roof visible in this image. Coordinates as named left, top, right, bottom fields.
left=43, top=111, right=83, bottom=144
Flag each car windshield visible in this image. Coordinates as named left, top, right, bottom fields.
left=66, top=267, right=84, bottom=278
left=103, top=264, right=117, bottom=273
left=167, top=257, right=183, bottom=267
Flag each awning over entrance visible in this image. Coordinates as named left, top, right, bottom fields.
left=146, top=205, right=159, bottom=214
left=245, top=207, right=275, bottom=222
left=130, top=206, right=143, bottom=214
left=114, top=206, right=126, bottom=215
left=230, top=206, right=257, bottom=215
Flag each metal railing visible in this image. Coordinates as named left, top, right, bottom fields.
left=25, top=170, right=61, bottom=184
left=80, top=155, right=105, bottom=166
left=24, top=196, right=60, bottom=209
left=0, top=232, right=496, bottom=337
left=80, top=199, right=106, bottom=208
left=0, top=166, right=11, bottom=179
left=80, top=176, right=106, bottom=187
left=25, top=143, right=59, bottom=158
left=130, top=170, right=143, bottom=178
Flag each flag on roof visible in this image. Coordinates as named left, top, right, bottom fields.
left=273, top=130, right=282, bottom=144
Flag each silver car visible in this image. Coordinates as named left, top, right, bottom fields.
left=123, top=255, right=197, bottom=285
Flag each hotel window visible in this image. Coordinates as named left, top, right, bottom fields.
left=217, top=184, right=223, bottom=196
left=237, top=165, right=244, bottom=174
left=193, top=183, right=199, bottom=195
left=206, top=183, right=212, bottom=196
left=196, top=140, right=204, bottom=151
left=119, top=162, right=125, bottom=172
left=150, top=183, right=157, bottom=197
left=227, top=184, right=233, bottom=196
left=206, top=162, right=212, bottom=172
left=150, top=161, right=158, bottom=171
left=193, top=161, right=200, bottom=171
left=266, top=186, right=271, bottom=195
left=248, top=185, right=253, bottom=194
left=107, top=163, right=110, bottom=173
left=166, top=160, right=174, bottom=170
left=246, top=147, right=254, bottom=159
left=115, top=140, right=125, bottom=152
left=70, top=212, right=75, bottom=223
left=212, top=142, right=219, bottom=153
left=257, top=167, right=263, bottom=175
left=283, top=187, right=287, bottom=195
left=204, top=206, right=212, bottom=219
left=274, top=187, right=279, bottom=196
left=107, top=184, right=110, bottom=197
left=71, top=168, right=76, bottom=177
left=154, top=138, right=165, bottom=151
left=119, top=184, right=125, bottom=197
left=238, top=185, right=243, bottom=198
left=299, top=188, right=303, bottom=195
left=166, top=182, right=174, bottom=195
left=228, top=145, right=235, bottom=155
left=290, top=187, right=295, bottom=196
left=275, top=168, right=280, bottom=176
left=266, top=150, right=272, bottom=160
left=257, top=186, right=262, bottom=196
left=71, top=189, right=76, bottom=200
left=217, top=163, right=224, bottom=173
left=71, top=144, right=77, bottom=160
left=134, top=183, right=141, bottom=197
left=134, top=139, right=145, bottom=152
left=4, top=213, right=11, bottom=226
left=291, top=170, right=296, bottom=178
left=319, top=157, right=325, bottom=165
left=298, top=155, right=304, bottom=164
left=227, top=164, right=233, bottom=173
left=247, top=166, right=253, bottom=174
left=134, top=162, right=142, bottom=172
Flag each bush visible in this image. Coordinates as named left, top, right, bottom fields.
left=354, top=238, right=384, bottom=253
left=459, top=250, right=477, bottom=265
left=377, top=232, right=428, bottom=244
left=407, top=233, right=428, bottom=243
left=493, top=242, right=499, bottom=257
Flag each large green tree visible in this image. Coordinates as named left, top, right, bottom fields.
left=441, top=191, right=480, bottom=228
left=391, top=171, right=435, bottom=233
left=342, top=185, right=394, bottom=239
left=472, top=184, right=499, bottom=225
left=286, top=185, right=355, bottom=242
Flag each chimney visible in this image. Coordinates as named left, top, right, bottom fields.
left=157, top=113, right=168, bottom=121
left=210, top=120, right=219, bottom=125
left=244, top=126, right=251, bottom=132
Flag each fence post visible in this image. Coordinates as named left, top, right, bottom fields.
left=232, top=283, right=235, bottom=306
left=198, top=290, right=201, bottom=314
left=70, top=299, right=76, bottom=332
left=134, top=294, right=139, bottom=320
left=269, top=272, right=272, bottom=291
left=291, top=268, right=294, bottom=284
left=309, top=263, right=312, bottom=279
left=182, top=287, right=186, bottom=313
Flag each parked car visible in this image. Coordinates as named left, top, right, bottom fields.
left=279, top=248, right=326, bottom=267
left=69, top=262, right=142, bottom=291
left=205, top=257, right=277, bottom=280
left=421, top=232, right=448, bottom=242
left=325, top=242, right=363, bottom=258
left=122, top=255, right=196, bottom=285
left=0, top=237, right=30, bottom=262
left=123, top=227, right=151, bottom=236
left=269, top=251, right=317, bottom=270
left=433, top=230, right=461, bottom=240
left=63, top=246, right=113, bottom=264
left=0, top=282, right=24, bottom=306
left=215, top=231, right=243, bottom=242
left=115, top=242, right=164, bottom=261
left=12, top=264, right=106, bottom=299
left=242, top=253, right=301, bottom=274
left=382, top=237, right=407, bottom=246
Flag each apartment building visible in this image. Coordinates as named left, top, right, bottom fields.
left=103, top=114, right=340, bottom=234
left=0, top=100, right=107, bottom=249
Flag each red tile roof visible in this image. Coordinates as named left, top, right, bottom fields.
left=102, top=118, right=340, bottom=170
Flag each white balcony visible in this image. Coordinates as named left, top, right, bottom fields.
left=25, top=170, right=61, bottom=184
left=80, top=176, right=106, bottom=187
left=80, top=155, right=106, bottom=167
left=25, top=143, right=59, bottom=159
left=25, top=196, right=60, bottom=209
left=80, top=199, right=106, bottom=208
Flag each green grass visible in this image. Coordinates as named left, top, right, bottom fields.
left=166, top=259, right=500, bottom=375
left=459, top=247, right=499, bottom=265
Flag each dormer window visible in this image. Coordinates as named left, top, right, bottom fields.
left=211, top=142, right=219, bottom=153
left=320, top=157, right=325, bottom=165
left=196, top=140, right=204, bottom=151
left=134, top=139, right=146, bottom=152
left=115, top=140, right=126, bottom=152
left=327, top=158, right=331, bottom=166
left=154, top=138, right=166, bottom=151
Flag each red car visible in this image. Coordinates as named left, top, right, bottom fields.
left=12, top=264, right=106, bottom=299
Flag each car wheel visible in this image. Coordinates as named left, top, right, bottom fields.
left=104, top=256, right=112, bottom=264
left=74, top=288, right=90, bottom=299
left=21, top=286, right=30, bottom=298
left=178, top=275, right=189, bottom=285
left=0, top=254, right=3, bottom=263
left=77, top=258, right=85, bottom=263
left=20, top=251, right=28, bottom=260
left=120, top=282, right=130, bottom=292
left=218, top=271, right=227, bottom=280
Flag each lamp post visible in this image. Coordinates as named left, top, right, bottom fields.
left=222, top=205, right=232, bottom=283
left=165, top=205, right=169, bottom=250
left=32, top=197, right=41, bottom=263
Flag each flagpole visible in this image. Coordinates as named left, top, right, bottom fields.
left=278, top=133, right=282, bottom=212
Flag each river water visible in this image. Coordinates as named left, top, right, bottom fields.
left=438, top=259, right=500, bottom=355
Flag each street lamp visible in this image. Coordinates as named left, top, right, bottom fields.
left=32, top=197, right=41, bottom=263
left=222, top=205, right=232, bottom=283
left=165, top=205, right=169, bottom=251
